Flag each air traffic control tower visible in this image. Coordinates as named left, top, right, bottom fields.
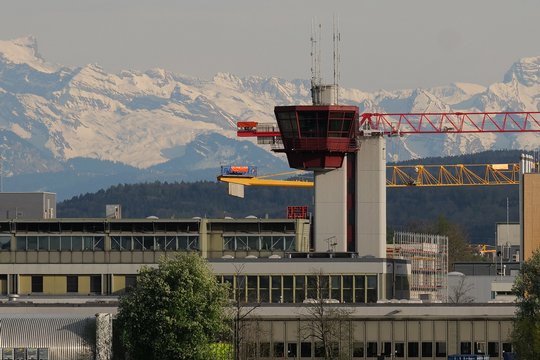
left=274, top=85, right=386, bottom=257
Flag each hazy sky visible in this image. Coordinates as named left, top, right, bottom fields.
left=0, top=0, right=538, bottom=91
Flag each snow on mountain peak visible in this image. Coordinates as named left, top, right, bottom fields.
left=0, top=36, right=58, bottom=73
left=503, top=56, right=540, bottom=86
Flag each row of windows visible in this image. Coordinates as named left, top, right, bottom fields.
left=242, top=340, right=512, bottom=358
left=110, top=235, right=199, bottom=251
left=223, top=235, right=295, bottom=251
left=16, top=236, right=104, bottom=251
left=217, top=274, right=378, bottom=304
left=276, top=111, right=355, bottom=139
left=7, top=221, right=199, bottom=234
left=30, top=275, right=102, bottom=294
left=10, top=235, right=200, bottom=252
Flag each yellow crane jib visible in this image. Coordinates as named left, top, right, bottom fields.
left=218, top=164, right=521, bottom=193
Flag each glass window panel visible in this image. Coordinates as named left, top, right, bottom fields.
left=142, top=236, right=153, bottom=250
left=271, top=236, right=285, bottom=250
left=343, top=289, right=352, bottom=303
left=27, top=236, right=38, bottom=250
left=295, top=275, right=305, bottom=303
left=300, top=342, right=311, bottom=357
left=178, top=235, right=188, bottom=249
left=16, top=237, right=26, bottom=251
left=274, top=342, right=285, bottom=358
left=155, top=236, right=166, bottom=250
left=475, top=341, right=486, bottom=355
left=261, top=236, right=272, bottom=250
left=502, top=343, right=512, bottom=353
left=283, top=275, right=293, bottom=303
left=133, top=236, right=143, bottom=250
left=120, top=236, right=132, bottom=250
left=330, top=275, right=340, bottom=301
left=367, top=288, right=377, bottom=303
left=236, top=236, right=248, bottom=250
left=271, top=275, right=281, bottom=303
left=307, top=275, right=318, bottom=299
left=259, top=276, right=269, bottom=303
left=31, top=276, right=43, bottom=293
left=49, top=236, right=60, bottom=251
left=67, top=276, right=78, bottom=293
left=188, top=236, right=199, bottom=250
left=38, top=236, right=48, bottom=250
left=83, top=236, right=94, bottom=251
left=395, top=342, right=405, bottom=358
left=165, top=236, right=176, bottom=250
left=320, top=275, right=330, bottom=299
left=407, top=342, right=418, bottom=357
left=72, top=236, right=83, bottom=251
left=247, top=276, right=257, bottom=303
left=90, top=275, right=102, bottom=293
left=367, top=342, right=378, bottom=357
left=488, top=342, right=499, bottom=357
left=353, top=342, right=364, bottom=357
left=236, top=275, right=246, bottom=303
left=436, top=342, right=446, bottom=357
left=460, top=342, right=472, bottom=355
left=247, top=276, right=257, bottom=288
left=367, top=275, right=377, bottom=288
left=383, top=342, right=392, bottom=356
left=111, top=236, right=121, bottom=250
left=284, top=236, right=295, bottom=251
left=0, top=236, right=10, bottom=250
left=60, top=237, right=71, bottom=251
left=93, top=237, right=104, bottom=250
left=421, top=342, right=432, bottom=357
left=247, top=236, right=259, bottom=251
left=287, top=343, right=297, bottom=358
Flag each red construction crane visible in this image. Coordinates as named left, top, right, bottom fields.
left=237, top=111, right=540, bottom=139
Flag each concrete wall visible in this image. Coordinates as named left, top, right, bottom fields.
left=356, top=136, right=386, bottom=258
left=314, top=167, right=347, bottom=252
left=0, top=192, right=56, bottom=219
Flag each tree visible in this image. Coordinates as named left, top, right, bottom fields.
left=228, top=264, right=262, bottom=360
left=512, top=250, right=540, bottom=359
left=406, top=215, right=482, bottom=268
left=116, top=253, right=229, bottom=360
left=447, top=274, right=474, bottom=303
left=300, top=270, right=352, bottom=360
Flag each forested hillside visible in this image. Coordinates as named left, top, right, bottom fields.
left=58, top=150, right=529, bottom=245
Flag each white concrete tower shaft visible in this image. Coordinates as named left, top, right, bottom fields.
left=356, top=136, right=386, bottom=258
left=314, top=166, right=348, bottom=252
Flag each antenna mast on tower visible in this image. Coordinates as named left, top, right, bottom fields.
left=310, top=20, right=322, bottom=88
left=333, top=15, right=341, bottom=104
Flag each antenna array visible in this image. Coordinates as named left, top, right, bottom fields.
left=310, top=20, right=322, bottom=88
left=333, top=15, right=341, bottom=103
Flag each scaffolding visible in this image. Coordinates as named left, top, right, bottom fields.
left=390, top=232, right=448, bottom=301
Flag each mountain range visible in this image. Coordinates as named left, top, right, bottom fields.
left=0, top=36, right=539, bottom=199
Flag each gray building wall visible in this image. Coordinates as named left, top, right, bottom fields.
left=0, top=193, right=56, bottom=219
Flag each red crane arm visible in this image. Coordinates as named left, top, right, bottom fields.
left=237, top=111, right=540, bottom=138
left=359, top=111, right=540, bottom=135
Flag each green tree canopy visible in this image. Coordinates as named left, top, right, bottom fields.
left=404, top=215, right=482, bottom=268
left=512, top=250, right=540, bottom=359
left=116, top=253, right=229, bottom=360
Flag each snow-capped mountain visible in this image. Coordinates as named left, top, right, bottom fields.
left=0, top=36, right=539, bottom=198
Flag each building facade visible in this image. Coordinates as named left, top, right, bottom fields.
left=0, top=218, right=408, bottom=302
